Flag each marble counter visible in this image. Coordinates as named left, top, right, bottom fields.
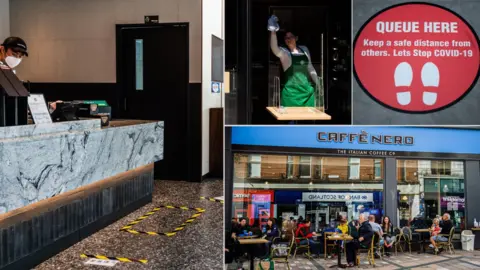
left=0, top=119, right=164, bottom=214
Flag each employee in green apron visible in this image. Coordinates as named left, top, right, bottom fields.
left=268, top=15, right=319, bottom=107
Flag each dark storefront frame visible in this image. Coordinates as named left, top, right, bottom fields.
left=225, top=127, right=480, bottom=235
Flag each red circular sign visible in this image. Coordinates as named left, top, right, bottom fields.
left=354, top=2, right=480, bottom=113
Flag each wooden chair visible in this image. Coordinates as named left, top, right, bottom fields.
left=323, top=232, right=338, bottom=259
left=293, top=234, right=312, bottom=259
left=435, top=227, right=455, bottom=255
left=356, top=233, right=378, bottom=267
left=271, top=233, right=295, bottom=270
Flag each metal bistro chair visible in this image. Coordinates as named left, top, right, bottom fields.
left=271, top=233, right=295, bottom=270
left=393, top=227, right=405, bottom=256
left=293, top=234, right=312, bottom=259
left=356, top=233, right=378, bottom=267
left=435, top=227, right=455, bottom=255
left=399, top=226, right=422, bottom=254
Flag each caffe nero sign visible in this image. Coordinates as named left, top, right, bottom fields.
left=317, top=130, right=414, bottom=157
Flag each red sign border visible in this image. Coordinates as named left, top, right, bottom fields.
left=353, top=1, right=480, bottom=114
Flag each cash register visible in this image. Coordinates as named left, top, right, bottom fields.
left=50, top=100, right=111, bottom=126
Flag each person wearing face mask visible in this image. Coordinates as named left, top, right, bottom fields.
left=268, top=15, right=319, bottom=108
left=0, top=37, right=28, bottom=70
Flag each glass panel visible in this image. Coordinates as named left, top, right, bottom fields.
left=299, top=156, right=311, bottom=178
left=232, top=153, right=384, bottom=233
left=374, top=159, right=382, bottom=179
left=397, top=159, right=465, bottom=231
left=248, top=155, right=262, bottom=178
left=135, top=39, right=144, bottom=91
left=348, top=158, right=360, bottom=180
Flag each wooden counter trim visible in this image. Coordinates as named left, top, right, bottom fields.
left=0, top=164, right=154, bottom=228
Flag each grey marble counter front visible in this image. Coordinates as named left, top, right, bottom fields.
left=0, top=120, right=164, bottom=214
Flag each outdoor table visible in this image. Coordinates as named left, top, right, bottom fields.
left=415, top=229, right=431, bottom=253
left=238, top=235, right=259, bottom=239
left=472, top=228, right=480, bottom=250
left=327, top=234, right=353, bottom=268
left=238, top=238, right=269, bottom=270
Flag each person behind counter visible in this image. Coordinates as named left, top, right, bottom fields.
left=0, top=37, right=28, bottom=69
left=268, top=15, right=320, bottom=108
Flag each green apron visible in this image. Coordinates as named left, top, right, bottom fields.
left=281, top=48, right=315, bottom=107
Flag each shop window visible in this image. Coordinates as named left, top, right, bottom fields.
left=348, top=158, right=360, bottom=180
left=248, top=155, right=261, bottom=178
left=374, top=159, right=382, bottom=179
left=299, top=156, right=311, bottom=178
left=313, top=158, right=323, bottom=179
left=135, top=39, right=143, bottom=91
left=232, top=153, right=384, bottom=232
left=431, top=160, right=451, bottom=175
left=287, top=156, right=294, bottom=179
left=397, top=159, right=465, bottom=230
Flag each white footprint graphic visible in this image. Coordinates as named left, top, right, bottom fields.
left=394, top=62, right=413, bottom=105
left=421, top=62, right=439, bottom=106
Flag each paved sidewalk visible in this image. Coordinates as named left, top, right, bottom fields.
left=228, top=250, right=480, bottom=270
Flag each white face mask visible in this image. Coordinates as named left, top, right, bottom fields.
left=5, top=56, right=22, bottom=69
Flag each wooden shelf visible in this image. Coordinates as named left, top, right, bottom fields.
left=266, top=106, right=331, bottom=121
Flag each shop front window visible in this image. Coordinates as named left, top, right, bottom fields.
left=397, top=159, right=465, bottom=230
left=348, top=158, right=360, bottom=180
left=374, top=159, right=382, bottom=179
left=232, top=153, right=384, bottom=232
left=248, top=155, right=261, bottom=178
left=299, top=156, right=311, bottom=178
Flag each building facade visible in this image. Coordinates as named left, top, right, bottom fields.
left=225, top=126, right=480, bottom=235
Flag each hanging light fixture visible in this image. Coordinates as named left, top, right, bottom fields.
left=402, top=195, right=408, bottom=201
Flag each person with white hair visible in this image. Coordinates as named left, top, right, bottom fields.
left=430, top=213, right=453, bottom=253
left=345, top=213, right=374, bottom=267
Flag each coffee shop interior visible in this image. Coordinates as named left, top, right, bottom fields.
left=225, top=0, right=351, bottom=125
left=0, top=0, right=224, bottom=269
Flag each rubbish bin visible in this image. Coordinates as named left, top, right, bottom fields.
left=461, top=230, right=475, bottom=251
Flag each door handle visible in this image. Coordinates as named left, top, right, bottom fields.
left=124, top=98, right=127, bottom=110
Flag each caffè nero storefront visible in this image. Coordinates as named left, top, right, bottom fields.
left=225, top=126, right=480, bottom=238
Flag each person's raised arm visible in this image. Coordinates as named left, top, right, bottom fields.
left=270, top=31, right=285, bottom=59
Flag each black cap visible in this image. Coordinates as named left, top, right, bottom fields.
left=2, top=37, right=28, bottom=57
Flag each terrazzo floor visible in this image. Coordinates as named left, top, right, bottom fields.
left=227, top=249, right=480, bottom=270
left=34, top=179, right=223, bottom=270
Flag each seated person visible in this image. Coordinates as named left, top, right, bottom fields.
left=225, top=230, right=242, bottom=269
left=237, top=218, right=252, bottom=237
left=264, top=218, right=280, bottom=242
left=295, top=220, right=322, bottom=257
left=346, top=213, right=374, bottom=267
left=428, top=218, right=442, bottom=251
left=381, top=216, right=396, bottom=256
left=337, top=215, right=349, bottom=234
left=262, top=217, right=280, bottom=255
left=431, top=213, right=453, bottom=253
left=368, top=215, right=384, bottom=258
